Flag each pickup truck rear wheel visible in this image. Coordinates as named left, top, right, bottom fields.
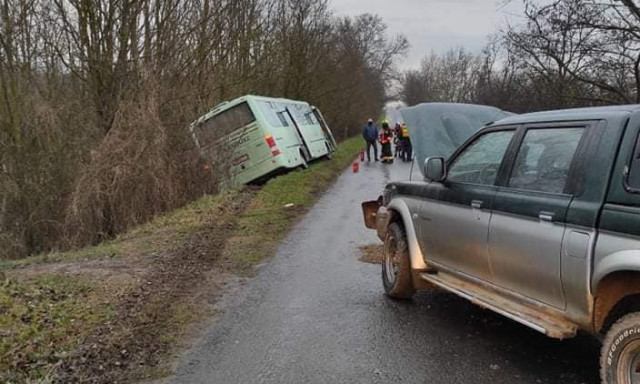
left=382, top=222, right=414, bottom=299
left=601, top=312, right=640, bottom=384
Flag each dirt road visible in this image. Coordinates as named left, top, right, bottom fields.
left=170, top=158, right=600, bottom=384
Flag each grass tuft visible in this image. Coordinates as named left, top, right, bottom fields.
left=0, top=275, right=115, bottom=383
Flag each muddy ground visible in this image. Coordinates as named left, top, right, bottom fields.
left=5, top=191, right=254, bottom=384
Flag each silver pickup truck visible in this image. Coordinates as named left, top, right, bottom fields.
left=363, top=105, right=640, bottom=384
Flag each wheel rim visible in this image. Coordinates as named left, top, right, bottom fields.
left=617, top=340, right=640, bottom=384
left=384, top=236, right=399, bottom=285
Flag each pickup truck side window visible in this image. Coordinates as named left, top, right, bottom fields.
left=448, top=130, right=514, bottom=186
left=508, top=128, right=584, bottom=194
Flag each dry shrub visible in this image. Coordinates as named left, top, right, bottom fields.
left=63, top=82, right=224, bottom=248
left=0, top=81, right=96, bottom=258
left=0, top=233, right=25, bottom=259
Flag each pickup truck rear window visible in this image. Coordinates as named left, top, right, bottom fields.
left=508, top=128, right=584, bottom=194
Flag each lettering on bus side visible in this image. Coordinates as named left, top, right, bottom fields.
left=236, top=136, right=251, bottom=146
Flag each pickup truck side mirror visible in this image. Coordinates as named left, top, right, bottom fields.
left=424, top=157, right=446, bottom=182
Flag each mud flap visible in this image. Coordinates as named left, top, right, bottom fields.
left=362, top=197, right=382, bottom=229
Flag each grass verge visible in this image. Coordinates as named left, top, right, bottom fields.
left=228, top=137, right=363, bottom=271
left=0, top=137, right=362, bottom=383
left=0, top=275, right=115, bottom=384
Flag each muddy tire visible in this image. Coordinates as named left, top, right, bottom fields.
left=601, top=312, right=640, bottom=384
left=382, top=222, right=414, bottom=299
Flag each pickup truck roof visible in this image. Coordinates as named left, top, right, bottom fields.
left=494, top=104, right=640, bottom=126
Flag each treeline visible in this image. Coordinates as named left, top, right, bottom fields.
left=402, top=0, right=640, bottom=113
left=0, top=0, right=407, bottom=258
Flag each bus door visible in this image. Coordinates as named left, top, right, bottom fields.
left=284, top=107, right=312, bottom=161
left=311, top=106, right=337, bottom=151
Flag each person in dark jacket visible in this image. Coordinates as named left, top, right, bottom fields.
left=363, top=119, right=379, bottom=162
left=393, top=122, right=403, bottom=158
left=400, top=123, right=413, bottom=162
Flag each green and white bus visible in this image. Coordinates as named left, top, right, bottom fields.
left=190, top=95, right=337, bottom=186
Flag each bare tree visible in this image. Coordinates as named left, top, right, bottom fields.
left=505, top=0, right=640, bottom=104
left=401, top=48, right=480, bottom=105
left=0, top=0, right=407, bottom=259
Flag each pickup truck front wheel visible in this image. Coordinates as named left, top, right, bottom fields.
left=601, top=312, right=640, bottom=384
left=382, top=222, right=414, bottom=299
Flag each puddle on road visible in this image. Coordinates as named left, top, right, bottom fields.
left=358, top=244, right=383, bottom=264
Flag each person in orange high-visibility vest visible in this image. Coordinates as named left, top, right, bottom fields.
left=379, top=121, right=394, bottom=164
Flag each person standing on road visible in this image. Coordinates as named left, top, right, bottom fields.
left=401, top=123, right=412, bottom=162
left=363, top=119, right=379, bottom=162
left=379, top=121, right=394, bottom=164
left=393, top=122, right=403, bottom=158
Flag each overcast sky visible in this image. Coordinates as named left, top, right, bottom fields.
left=331, top=0, right=527, bottom=70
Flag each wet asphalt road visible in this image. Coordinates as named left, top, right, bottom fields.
left=172, top=158, right=601, bottom=384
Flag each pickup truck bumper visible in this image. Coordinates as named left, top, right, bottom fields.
left=362, top=199, right=389, bottom=241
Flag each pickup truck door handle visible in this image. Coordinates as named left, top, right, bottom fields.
left=539, top=212, right=555, bottom=222
left=471, top=200, right=483, bottom=209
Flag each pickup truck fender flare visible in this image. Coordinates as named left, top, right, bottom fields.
left=592, top=250, right=640, bottom=292
left=387, top=199, right=428, bottom=271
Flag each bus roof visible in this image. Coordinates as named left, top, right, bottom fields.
left=190, top=95, right=312, bottom=127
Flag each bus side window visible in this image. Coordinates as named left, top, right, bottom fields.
left=258, top=101, right=289, bottom=128
left=305, top=112, right=316, bottom=125
left=276, top=112, right=289, bottom=127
